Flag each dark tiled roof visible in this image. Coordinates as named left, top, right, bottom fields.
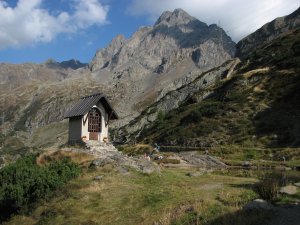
left=64, top=93, right=118, bottom=119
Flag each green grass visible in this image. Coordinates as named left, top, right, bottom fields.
left=4, top=167, right=263, bottom=225
left=276, top=190, right=300, bottom=205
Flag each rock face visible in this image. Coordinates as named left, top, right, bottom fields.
left=90, top=9, right=235, bottom=73
left=236, top=7, right=300, bottom=58
left=88, top=9, right=236, bottom=127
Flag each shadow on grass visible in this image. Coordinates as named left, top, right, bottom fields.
left=253, top=70, right=300, bottom=148
left=171, top=207, right=273, bottom=225
left=204, top=208, right=273, bottom=225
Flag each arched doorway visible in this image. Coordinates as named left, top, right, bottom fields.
left=88, top=108, right=101, bottom=140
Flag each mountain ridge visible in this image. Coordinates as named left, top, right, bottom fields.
left=236, top=6, right=300, bottom=58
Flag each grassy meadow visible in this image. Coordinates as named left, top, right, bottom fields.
left=0, top=161, right=279, bottom=225
left=3, top=151, right=300, bottom=225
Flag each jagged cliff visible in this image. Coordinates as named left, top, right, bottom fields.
left=89, top=9, right=235, bottom=126
left=90, top=9, right=235, bottom=73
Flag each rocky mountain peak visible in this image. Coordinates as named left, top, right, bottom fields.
left=90, top=8, right=236, bottom=74
left=154, top=8, right=197, bottom=27
left=110, top=34, right=126, bottom=48
left=59, top=59, right=87, bottom=70
left=44, top=58, right=87, bottom=70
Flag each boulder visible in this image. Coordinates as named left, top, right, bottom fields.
left=179, top=152, right=226, bottom=168
left=294, top=182, right=300, bottom=188
left=279, top=185, right=298, bottom=195
left=86, top=142, right=160, bottom=174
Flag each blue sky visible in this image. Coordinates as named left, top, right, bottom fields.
left=0, top=0, right=299, bottom=64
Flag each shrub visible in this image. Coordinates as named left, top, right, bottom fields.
left=0, top=154, right=81, bottom=220
left=254, top=172, right=282, bottom=201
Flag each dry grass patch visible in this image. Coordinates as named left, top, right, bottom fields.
left=243, top=67, right=270, bottom=78
left=37, top=150, right=95, bottom=167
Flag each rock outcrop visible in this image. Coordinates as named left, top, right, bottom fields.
left=85, top=141, right=160, bottom=174
left=179, top=151, right=226, bottom=168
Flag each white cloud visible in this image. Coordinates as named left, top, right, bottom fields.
left=127, top=0, right=299, bottom=41
left=0, top=0, right=108, bottom=49
left=73, top=0, right=109, bottom=29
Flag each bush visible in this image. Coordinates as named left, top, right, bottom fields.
left=254, top=172, right=282, bottom=201
left=254, top=179, right=279, bottom=201
left=0, top=154, right=81, bottom=220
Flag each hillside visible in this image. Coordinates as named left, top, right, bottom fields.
left=132, top=28, right=300, bottom=151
